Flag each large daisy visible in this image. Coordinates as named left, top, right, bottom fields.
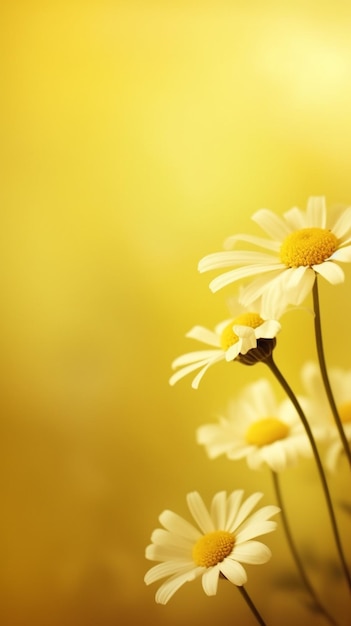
left=144, top=490, right=280, bottom=604
left=197, top=379, right=315, bottom=472
left=198, top=197, right=351, bottom=310
left=169, top=312, right=280, bottom=389
left=296, top=362, right=351, bottom=472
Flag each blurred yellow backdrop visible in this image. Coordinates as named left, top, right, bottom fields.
left=1, top=1, right=351, bottom=625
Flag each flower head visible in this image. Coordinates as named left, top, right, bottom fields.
left=198, top=197, right=351, bottom=310
left=169, top=311, right=280, bottom=389
left=296, top=362, right=351, bottom=471
left=197, top=379, right=315, bottom=472
left=144, top=490, right=280, bottom=604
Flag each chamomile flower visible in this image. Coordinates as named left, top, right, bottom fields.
left=169, top=313, right=280, bottom=389
left=198, top=197, right=351, bottom=310
left=144, top=490, right=280, bottom=604
left=197, top=379, right=314, bottom=472
left=297, top=362, right=351, bottom=472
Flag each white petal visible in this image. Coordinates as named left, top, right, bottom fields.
left=252, top=209, right=291, bottom=240
left=255, top=319, right=281, bottom=339
left=210, top=491, right=227, bottom=529
left=171, top=350, right=221, bottom=368
left=159, top=510, right=201, bottom=541
left=225, top=490, right=245, bottom=531
left=191, top=355, right=225, bottom=389
left=284, top=267, right=315, bottom=304
left=169, top=359, right=211, bottom=386
left=232, top=492, right=263, bottom=531
left=150, top=529, right=194, bottom=551
left=186, top=326, right=221, bottom=347
left=306, top=196, right=326, bottom=227
left=155, top=567, right=203, bottom=604
left=146, top=543, right=191, bottom=562
left=209, top=263, right=282, bottom=293
left=224, top=233, right=280, bottom=252
left=332, top=206, right=351, bottom=239
left=313, top=261, right=344, bottom=284
left=219, top=558, right=247, bottom=586
left=144, top=560, right=193, bottom=585
left=283, top=206, right=307, bottom=230
left=201, top=566, right=220, bottom=596
left=232, top=541, right=272, bottom=564
left=187, top=492, right=215, bottom=534
left=198, top=250, right=279, bottom=272
left=330, top=245, right=351, bottom=262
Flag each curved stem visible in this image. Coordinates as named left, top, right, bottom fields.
left=237, top=585, right=267, bottom=626
left=265, top=355, right=351, bottom=589
left=271, top=471, right=339, bottom=626
left=312, top=278, right=351, bottom=467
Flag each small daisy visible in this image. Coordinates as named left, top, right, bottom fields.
left=198, top=197, right=351, bottom=310
left=197, top=379, right=314, bottom=472
left=144, top=490, right=280, bottom=604
left=297, top=362, right=351, bottom=472
left=169, top=312, right=280, bottom=389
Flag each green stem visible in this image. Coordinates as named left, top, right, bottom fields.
left=237, top=585, right=267, bottom=626
left=271, top=471, right=339, bottom=626
left=265, top=355, right=351, bottom=589
left=312, top=278, right=351, bottom=467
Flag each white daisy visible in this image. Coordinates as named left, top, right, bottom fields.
left=198, top=197, right=351, bottom=310
left=169, top=313, right=280, bottom=389
left=144, top=490, right=280, bottom=604
left=197, top=379, right=315, bottom=472
left=297, top=362, right=351, bottom=472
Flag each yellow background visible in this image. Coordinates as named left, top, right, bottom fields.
left=1, top=1, right=351, bottom=625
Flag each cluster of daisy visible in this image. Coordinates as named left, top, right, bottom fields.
left=144, top=197, right=351, bottom=623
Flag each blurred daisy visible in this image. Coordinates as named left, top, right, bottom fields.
left=198, top=197, right=351, bottom=310
left=169, top=313, right=280, bottom=389
left=144, top=490, right=280, bottom=604
left=197, top=379, right=314, bottom=472
left=297, top=362, right=351, bottom=472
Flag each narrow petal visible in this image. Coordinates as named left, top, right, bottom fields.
left=219, top=558, right=247, bottom=586
left=201, top=566, right=220, bottom=596
left=236, top=521, right=278, bottom=543
left=150, top=529, right=194, bottom=552
left=146, top=543, right=192, bottom=562
left=306, top=196, right=326, bottom=227
left=225, top=490, right=245, bottom=531
left=331, top=206, right=351, bottom=239
left=283, top=206, right=307, bottom=230
left=252, top=209, right=291, bottom=240
left=224, top=233, right=280, bottom=252
left=210, top=491, right=227, bottom=529
left=232, top=493, right=263, bottom=531
left=232, top=541, right=272, bottom=564
left=155, top=567, right=203, bottom=604
left=187, top=492, right=215, bottom=534
left=313, top=261, right=344, bottom=284
left=169, top=359, right=211, bottom=386
left=191, top=355, right=225, bottom=389
left=198, top=250, right=279, bottom=272
left=186, top=325, right=221, bottom=347
left=144, top=560, right=194, bottom=585
left=330, top=245, right=351, bottom=262
left=171, top=350, right=221, bottom=368
left=159, top=510, right=201, bottom=541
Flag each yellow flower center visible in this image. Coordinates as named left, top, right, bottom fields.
left=337, top=401, right=351, bottom=424
left=192, top=530, right=235, bottom=567
left=280, top=228, right=338, bottom=267
left=246, top=417, right=290, bottom=447
left=220, top=313, right=264, bottom=351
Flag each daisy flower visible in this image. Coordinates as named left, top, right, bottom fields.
left=169, top=311, right=280, bottom=389
left=197, top=379, right=315, bottom=472
left=144, top=490, right=280, bottom=604
left=296, top=362, right=351, bottom=472
left=198, top=197, right=351, bottom=310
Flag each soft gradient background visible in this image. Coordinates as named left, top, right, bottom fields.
left=1, top=1, right=351, bottom=625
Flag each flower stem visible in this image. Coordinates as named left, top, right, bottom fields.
left=237, top=585, right=267, bottom=626
left=312, top=277, right=351, bottom=467
left=271, top=471, right=339, bottom=626
left=265, top=355, right=351, bottom=589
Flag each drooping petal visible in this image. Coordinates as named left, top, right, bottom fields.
left=201, top=565, right=220, bottom=596
left=171, top=350, right=222, bottom=368
left=330, top=245, right=351, bottom=262
left=191, top=355, right=225, bottom=389
left=313, top=261, right=344, bottom=284
left=155, top=567, right=203, bottom=604
left=219, top=558, right=247, bottom=586
left=331, top=206, right=351, bottom=239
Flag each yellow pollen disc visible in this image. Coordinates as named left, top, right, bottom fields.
left=337, top=401, right=351, bottom=424
left=246, top=417, right=290, bottom=447
left=192, top=530, right=235, bottom=568
left=280, top=228, right=338, bottom=267
left=220, top=313, right=264, bottom=351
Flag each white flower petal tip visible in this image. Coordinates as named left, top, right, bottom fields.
left=144, top=490, right=280, bottom=603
